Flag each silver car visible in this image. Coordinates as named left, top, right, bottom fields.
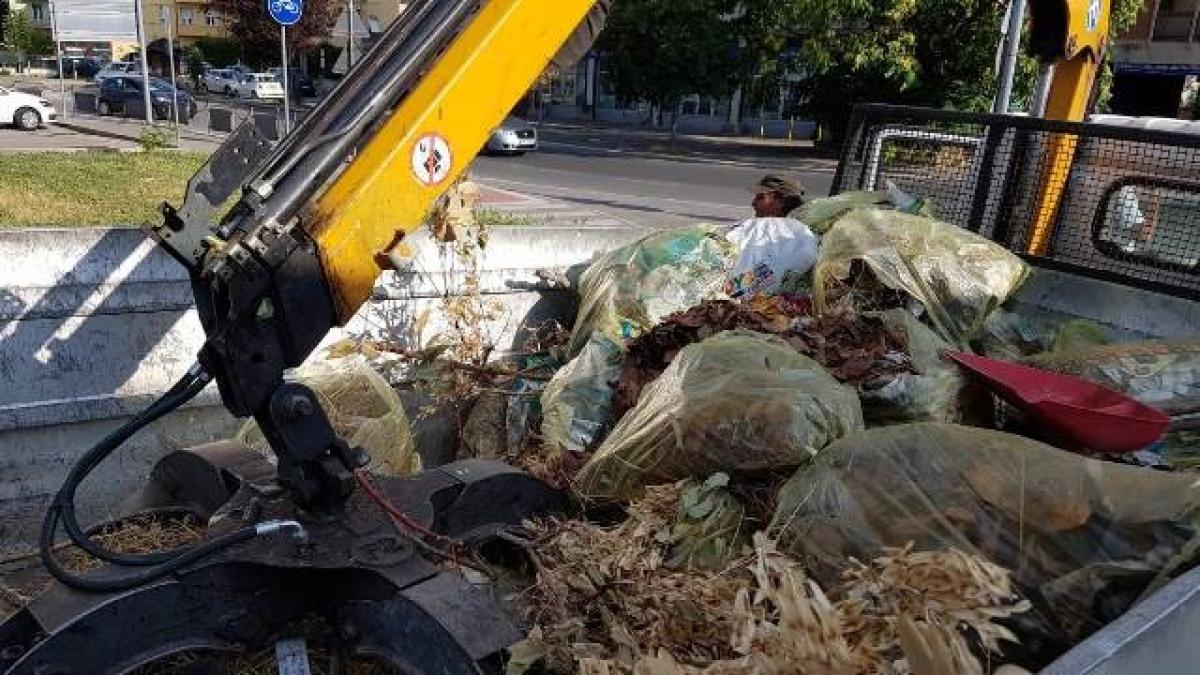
left=486, top=117, right=538, bottom=155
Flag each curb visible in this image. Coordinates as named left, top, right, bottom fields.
left=57, top=120, right=142, bottom=144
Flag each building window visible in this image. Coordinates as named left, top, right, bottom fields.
left=158, top=5, right=169, bottom=23
left=31, top=3, right=46, bottom=21
left=180, top=8, right=194, bottom=25
left=205, top=9, right=220, bottom=27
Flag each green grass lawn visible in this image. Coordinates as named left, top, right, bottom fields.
left=0, top=151, right=208, bottom=227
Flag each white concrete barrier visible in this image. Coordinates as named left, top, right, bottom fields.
left=0, top=224, right=644, bottom=556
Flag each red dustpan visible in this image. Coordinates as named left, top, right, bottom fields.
left=946, top=352, right=1171, bottom=454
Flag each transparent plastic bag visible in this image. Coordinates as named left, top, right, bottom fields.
left=796, top=190, right=892, bottom=235
left=858, top=309, right=981, bottom=425
left=576, top=330, right=863, bottom=500
left=540, top=334, right=624, bottom=455
left=770, top=423, right=1200, bottom=652
left=567, top=225, right=734, bottom=357
left=238, top=355, right=420, bottom=477
left=813, top=209, right=1030, bottom=348
left=1025, top=340, right=1200, bottom=416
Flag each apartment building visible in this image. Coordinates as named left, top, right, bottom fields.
left=1112, top=0, right=1200, bottom=116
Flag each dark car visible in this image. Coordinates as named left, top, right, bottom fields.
left=98, top=76, right=198, bottom=122
left=268, top=67, right=318, bottom=97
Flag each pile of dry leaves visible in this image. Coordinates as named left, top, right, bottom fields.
left=609, top=296, right=914, bottom=424
left=516, top=483, right=1030, bottom=675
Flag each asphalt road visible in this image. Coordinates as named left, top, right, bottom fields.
left=471, top=129, right=838, bottom=229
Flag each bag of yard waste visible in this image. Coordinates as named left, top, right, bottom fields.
left=567, top=225, right=734, bottom=357
left=576, top=330, right=863, bottom=500
left=1024, top=339, right=1200, bottom=417
left=723, top=217, right=819, bottom=297
left=238, top=355, right=420, bottom=477
left=813, top=209, right=1030, bottom=348
left=858, top=309, right=985, bottom=425
left=770, top=423, right=1200, bottom=658
left=541, top=334, right=624, bottom=455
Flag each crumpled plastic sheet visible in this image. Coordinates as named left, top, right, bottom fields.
left=770, top=423, right=1200, bottom=659
left=567, top=225, right=734, bottom=358
left=1024, top=339, right=1200, bottom=417
left=576, top=330, right=863, bottom=500
left=541, top=334, right=625, bottom=455
left=238, top=355, right=421, bottom=477
left=813, top=208, right=1030, bottom=348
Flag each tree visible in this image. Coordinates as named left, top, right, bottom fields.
left=5, top=8, right=51, bottom=64
left=597, top=0, right=741, bottom=120
left=194, top=36, right=241, bottom=68
left=211, top=0, right=337, bottom=69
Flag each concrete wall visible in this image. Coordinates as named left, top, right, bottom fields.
left=0, top=224, right=644, bottom=557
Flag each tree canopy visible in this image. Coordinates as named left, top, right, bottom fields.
left=210, top=0, right=338, bottom=69
left=3, top=7, right=52, bottom=61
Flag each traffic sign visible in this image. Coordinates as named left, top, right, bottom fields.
left=268, top=0, right=303, bottom=26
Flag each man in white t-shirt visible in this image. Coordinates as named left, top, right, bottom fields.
left=725, top=174, right=819, bottom=297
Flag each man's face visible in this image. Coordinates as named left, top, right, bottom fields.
left=752, top=190, right=784, bottom=217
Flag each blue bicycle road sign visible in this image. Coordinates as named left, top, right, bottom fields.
left=268, top=0, right=303, bottom=26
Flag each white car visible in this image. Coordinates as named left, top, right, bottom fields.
left=94, top=61, right=140, bottom=84
left=232, top=73, right=285, bottom=100
left=485, top=117, right=538, bottom=155
left=0, top=86, right=57, bottom=130
left=201, top=68, right=239, bottom=95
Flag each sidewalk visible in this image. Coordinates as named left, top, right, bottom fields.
left=56, top=114, right=223, bottom=152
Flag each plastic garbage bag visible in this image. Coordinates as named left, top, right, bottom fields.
left=567, top=225, right=734, bottom=357
left=1025, top=339, right=1200, bottom=417
left=576, top=330, right=863, bottom=500
left=723, top=217, right=819, bottom=298
left=770, top=423, right=1200, bottom=657
left=795, top=190, right=892, bottom=235
left=858, top=309, right=984, bottom=425
left=541, top=334, right=624, bottom=456
left=813, top=209, right=1030, bottom=348
left=238, top=355, right=420, bottom=477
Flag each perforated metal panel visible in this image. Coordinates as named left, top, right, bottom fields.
left=833, top=104, right=1200, bottom=300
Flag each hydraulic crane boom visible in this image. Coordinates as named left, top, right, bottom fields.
left=1027, top=0, right=1111, bottom=253
left=146, top=0, right=598, bottom=513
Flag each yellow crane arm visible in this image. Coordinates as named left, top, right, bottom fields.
left=312, top=0, right=597, bottom=320
left=1026, top=0, right=1111, bottom=254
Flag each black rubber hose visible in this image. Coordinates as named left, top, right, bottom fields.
left=38, top=366, right=269, bottom=592
left=49, top=369, right=208, bottom=566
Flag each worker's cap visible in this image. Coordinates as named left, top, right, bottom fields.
left=753, top=174, right=806, bottom=200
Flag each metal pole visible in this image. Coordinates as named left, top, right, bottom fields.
left=49, top=0, right=66, bottom=118
left=166, top=4, right=180, bottom=146
left=993, top=0, right=1027, bottom=114
left=1031, top=63, right=1055, bottom=117
left=347, top=0, right=355, bottom=68
left=134, top=0, right=154, bottom=125
left=281, top=25, right=291, bottom=134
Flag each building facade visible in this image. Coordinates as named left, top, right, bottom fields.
left=1112, top=0, right=1200, bottom=116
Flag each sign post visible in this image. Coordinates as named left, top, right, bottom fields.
left=267, top=0, right=304, bottom=136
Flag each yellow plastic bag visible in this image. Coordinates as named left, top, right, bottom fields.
left=771, top=423, right=1200, bottom=650
left=813, top=209, right=1029, bottom=348
left=238, top=355, right=420, bottom=477
left=576, top=330, right=863, bottom=500
left=567, top=225, right=734, bottom=357
left=540, top=334, right=624, bottom=455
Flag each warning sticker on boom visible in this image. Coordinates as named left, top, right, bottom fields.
left=411, top=133, right=453, bottom=187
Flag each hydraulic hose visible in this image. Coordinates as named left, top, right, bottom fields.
left=38, top=364, right=306, bottom=592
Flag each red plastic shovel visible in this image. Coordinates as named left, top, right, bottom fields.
left=946, top=351, right=1171, bottom=454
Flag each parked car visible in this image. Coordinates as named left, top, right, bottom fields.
left=232, top=73, right=286, bottom=100
left=48, top=57, right=103, bottom=80
left=98, top=76, right=198, bottom=122
left=94, top=61, right=140, bottom=84
left=0, top=86, right=57, bottom=130
left=267, top=67, right=318, bottom=97
left=485, top=117, right=538, bottom=155
left=200, top=68, right=239, bottom=95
